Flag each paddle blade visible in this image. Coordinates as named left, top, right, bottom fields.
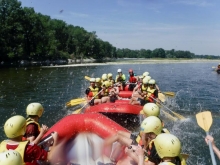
left=85, top=76, right=90, bottom=81
left=163, top=92, right=175, bottom=97
left=196, top=111, right=213, bottom=132
left=66, top=98, right=86, bottom=107
left=158, top=93, right=166, bottom=102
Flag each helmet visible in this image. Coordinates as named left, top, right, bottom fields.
left=107, top=73, right=113, bottom=78
left=129, top=69, right=133, bottom=73
left=117, top=69, right=122, bottom=73
left=143, top=72, right=149, bottom=77
left=139, top=75, right=144, bottom=79
left=0, top=150, right=22, bottom=165
left=26, top=103, right=44, bottom=117
left=95, top=78, right=101, bottom=83
left=102, top=74, right=108, bottom=81
left=4, top=115, right=26, bottom=138
left=142, top=78, right=149, bottom=84
left=149, top=79, right=156, bottom=85
left=89, top=78, right=96, bottom=82
left=154, top=133, right=181, bottom=158
left=140, top=103, right=160, bottom=117
left=102, top=81, right=110, bottom=88
left=145, top=76, right=151, bottom=81
left=140, top=116, right=162, bottom=135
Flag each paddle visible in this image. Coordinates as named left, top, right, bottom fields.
left=196, top=111, right=217, bottom=165
left=66, top=98, right=86, bottom=107
left=85, top=76, right=90, bottom=81
left=150, top=96, right=185, bottom=120
left=72, top=89, right=103, bottom=114
left=158, top=93, right=166, bottom=102
left=162, top=91, right=175, bottom=97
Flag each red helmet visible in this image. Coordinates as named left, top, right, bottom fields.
left=129, top=69, right=133, bottom=73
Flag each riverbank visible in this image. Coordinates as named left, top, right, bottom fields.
left=41, top=58, right=220, bottom=68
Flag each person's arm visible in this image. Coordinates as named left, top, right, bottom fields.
left=31, top=124, right=48, bottom=144
left=205, top=135, right=220, bottom=159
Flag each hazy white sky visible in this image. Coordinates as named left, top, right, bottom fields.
left=19, top=0, right=220, bottom=56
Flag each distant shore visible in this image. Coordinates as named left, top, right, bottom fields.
left=41, top=58, right=220, bottom=68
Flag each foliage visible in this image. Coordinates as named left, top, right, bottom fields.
left=0, top=0, right=219, bottom=66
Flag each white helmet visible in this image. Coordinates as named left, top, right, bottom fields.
left=149, top=79, right=156, bottom=85
left=154, top=133, right=181, bottom=158
left=117, top=69, right=122, bottom=73
left=143, top=72, right=149, bottom=77
left=0, top=150, right=22, bottom=165
left=142, top=78, right=149, bottom=84
left=101, top=74, right=108, bottom=81
left=145, top=76, right=151, bottom=81
left=26, top=103, right=44, bottom=117
left=140, top=103, right=160, bottom=117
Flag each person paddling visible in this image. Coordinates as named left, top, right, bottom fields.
left=205, top=135, right=220, bottom=159
left=127, top=69, right=137, bottom=91
left=85, top=78, right=102, bottom=105
left=115, top=69, right=126, bottom=90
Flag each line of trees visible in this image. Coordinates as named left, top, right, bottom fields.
left=0, top=0, right=219, bottom=66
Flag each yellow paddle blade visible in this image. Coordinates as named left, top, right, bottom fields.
left=72, top=108, right=82, bottom=114
left=196, top=111, right=213, bottom=132
left=85, top=76, right=90, bottom=81
left=163, top=92, right=175, bottom=97
left=65, top=98, right=86, bottom=107
left=172, top=111, right=185, bottom=120
left=158, top=93, right=166, bottom=102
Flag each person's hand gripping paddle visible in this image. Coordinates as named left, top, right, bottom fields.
left=196, top=111, right=217, bottom=165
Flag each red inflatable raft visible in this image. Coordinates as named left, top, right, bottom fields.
left=43, top=113, right=128, bottom=140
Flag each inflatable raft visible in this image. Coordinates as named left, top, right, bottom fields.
left=42, top=113, right=129, bottom=165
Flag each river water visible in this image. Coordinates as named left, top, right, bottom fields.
left=0, top=62, right=220, bottom=164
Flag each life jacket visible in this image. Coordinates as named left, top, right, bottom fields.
left=102, top=88, right=109, bottom=96
left=129, top=75, right=137, bottom=83
left=140, top=84, right=148, bottom=92
left=0, top=140, right=29, bottom=165
left=26, top=118, right=41, bottom=132
left=144, top=140, right=161, bottom=164
left=146, top=87, right=156, bottom=102
left=88, top=86, right=99, bottom=99
left=115, top=74, right=126, bottom=82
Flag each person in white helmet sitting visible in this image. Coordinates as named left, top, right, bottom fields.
left=115, top=69, right=126, bottom=90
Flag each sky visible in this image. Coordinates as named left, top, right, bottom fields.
left=19, top=0, right=220, bottom=56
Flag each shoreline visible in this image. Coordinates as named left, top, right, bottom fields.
left=41, top=59, right=220, bottom=68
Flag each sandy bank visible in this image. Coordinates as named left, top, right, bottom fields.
left=41, top=59, right=220, bottom=68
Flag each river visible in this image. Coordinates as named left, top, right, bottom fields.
left=0, top=62, right=220, bottom=164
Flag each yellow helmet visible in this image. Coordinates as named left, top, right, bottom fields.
left=89, top=78, right=96, bottom=82
left=26, top=103, right=44, bottom=117
left=142, top=78, right=149, bottom=84
left=149, top=79, right=156, bottom=85
left=145, top=76, right=151, bottom=81
left=4, top=115, right=26, bottom=138
left=102, top=74, right=108, bottom=81
left=141, top=103, right=160, bottom=117
left=143, top=72, right=149, bottom=77
left=102, top=81, right=110, bottom=88
left=154, top=133, right=181, bottom=158
left=107, top=73, right=113, bottom=79
left=0, top=150, right=22, bottom=165
left=140, top=116, right=162, bottom=135
left=95, top=78, right=101, bottom=83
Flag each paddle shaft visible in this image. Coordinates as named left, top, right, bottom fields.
left=150, top=96, right=184, bottom=119
left=206, top=131, right=217, bottom=165
left=80, top=89, right=103, bottom=114
left=38, top=135, right=53, bottom=146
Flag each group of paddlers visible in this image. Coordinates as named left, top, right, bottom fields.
left=103, top=102, right=187, bottom=165
left=85, top=68, right=161, bottom=106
